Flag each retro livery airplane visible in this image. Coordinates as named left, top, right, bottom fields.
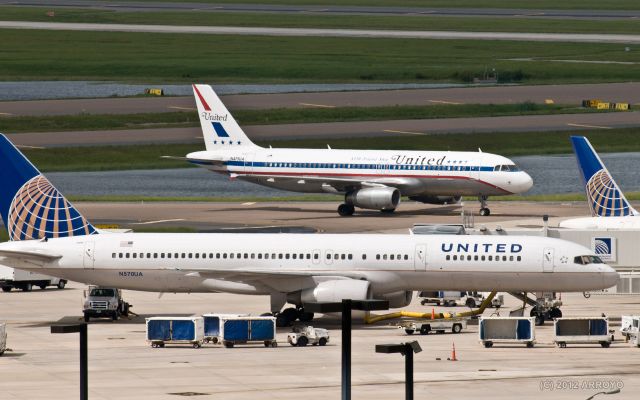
left=559, top=136, right=640, bottom=229
left=182, top=84, right=533, bottom=216
left=0, top=135, right=616, bottom=326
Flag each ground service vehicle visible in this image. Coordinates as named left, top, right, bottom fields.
left=288, top=326, right=330, bottom=346
left=401, top=319, right=467, bottom=335
left=479, top=317, right=536, bottom=348
left=146, top=317, right=204, bottom=348
left=553, top=317, right=612, bottom=348
left=83, top=286, right=131, bottom=322
left=0, top=266, right=66, bottom=292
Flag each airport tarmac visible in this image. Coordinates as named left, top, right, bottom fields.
left=3, top=82, right=639, bottom=116
left=71, top=201, right=598, bottom=234
left=0, top=282, right=638, bottom=400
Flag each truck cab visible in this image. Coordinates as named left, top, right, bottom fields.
left=83, top=286, right=131, bottom=322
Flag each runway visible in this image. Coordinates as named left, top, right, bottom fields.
left=2, top=0, right=638, bottom=19
left=7, top=111, right=640, bottom=147
left=3, top=83, right=639, bottom=116
left=3, top=21, right=640, bottom=43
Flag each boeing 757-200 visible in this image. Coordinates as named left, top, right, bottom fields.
left=180, top=84, right=533, bottom=216
left=0, top=134, right=616, bottom=326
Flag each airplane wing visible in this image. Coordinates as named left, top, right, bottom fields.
left=0, top=249, right=63, bottom=264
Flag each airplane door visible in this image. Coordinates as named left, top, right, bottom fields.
left=414, top=244, right=427, bottom=271
left=83, top=241, right=95, bottom=269
left=543, top=247, right=554, bottom=272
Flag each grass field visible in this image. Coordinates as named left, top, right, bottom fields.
left=0, top=103, right=609, bottom=133
left=22, top=127, right=640, bottom=172
left=1, top=29, right=638, bottom=84
left=3, top=7, right=640, bottom=34
left=118, top=0, right=640, bottom=11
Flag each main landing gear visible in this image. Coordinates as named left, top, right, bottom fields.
left=273, top=307, right=315, bottom=327
left=338, top=203, right=355, bottom=217
left=478, top=195, right=491, bottom=216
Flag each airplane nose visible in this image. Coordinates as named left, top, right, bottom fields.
left=508, top=172, right=533, bottom=194
left=602, top=268, right=620, bottom=289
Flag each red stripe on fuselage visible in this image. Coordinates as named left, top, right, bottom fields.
left=193, top=85, right=211, bottom=111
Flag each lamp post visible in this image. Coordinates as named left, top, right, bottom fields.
left=51, top=323, right=88, bottom=400
left=304, top=299, right=389, bottom=400
left=375, top=341, right=422, bottom=400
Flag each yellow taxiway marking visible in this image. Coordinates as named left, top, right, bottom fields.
left=567, top=123, right=612, bottom=130
left=299, top=102, right=336, bottom=108
left=384, top=129, right=429, bottom=136
left=0, top=112, right=13, bottom=116
left=242, top=202, right=256, bottom=206
left=168, top=106, right=197, bottom=111
left=132, top=218, right=186, bottom=225
left=428, top=100, right=463, bottom=105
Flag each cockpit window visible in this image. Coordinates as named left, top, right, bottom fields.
left=574, top=255, right=604, bottom=265
left=493, top=164, right=520, bottom=172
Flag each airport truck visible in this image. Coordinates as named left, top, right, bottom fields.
left=83, top=286, right=131, bottom=322
left=287, top=325, right=330, bottom=347
left=0, top=266, right=67, bottom=292
left=400, top=319, right=467, bottom=335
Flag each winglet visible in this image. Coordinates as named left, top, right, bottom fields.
left=570, top=136, right=638, bottom=217
left=0, top=134, right=98, bottom=240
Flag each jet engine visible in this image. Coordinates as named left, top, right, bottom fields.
left=377, top=290, right=413, bottom=308
left=292, top=279, right=371, bottom=304
left=409, top=195, right=461, bottom=205
left=346, top=187, right=400, bottom=210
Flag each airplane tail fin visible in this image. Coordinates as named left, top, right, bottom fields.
left=192, top=84, right=258, bottom=151
left=570, top=135, right=638, bottom=217
left=0, top=134, right=97, bottom=241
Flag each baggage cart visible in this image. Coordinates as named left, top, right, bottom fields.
left=554, top=317, right=612, bottom=348
left=202, top=313, right=248, bottom=344
left=219, top=316, right=277, bottom=348
left=146, top=317, right=204, bottom=348
left=479, top=317, right=535, bottom=348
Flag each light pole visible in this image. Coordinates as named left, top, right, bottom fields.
left=375, top=341, right=422, bottom=400
left=51, top=323, right=88, bottom=400
left=304, top=299, right=389, bottom=400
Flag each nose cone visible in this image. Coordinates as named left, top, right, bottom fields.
left=602, top=265, right=620, bottom=289
left=509, top=171, right=533, bottom=194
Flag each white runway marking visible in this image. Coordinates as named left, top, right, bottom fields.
left=242, top=202, right=256, bottom=206
left=299, top=102, right=336, bottom=108
left=168, top=106, right=197, bottom=111
left=567, top=123, right=612, bottom=129
left=384, top=129, right=428, bottom=135
left=429, top=99, right=463, bottom=105
left=131, top=218, right=186, bottom=225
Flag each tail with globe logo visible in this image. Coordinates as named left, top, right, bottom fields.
left=570, top=135, right=638, bottom=217
left=0, top=134, right=97, bottom=241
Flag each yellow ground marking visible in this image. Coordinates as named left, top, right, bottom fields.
left=567, top=123, right=612, bottom=130
left=168, top=106, right=197, bottom=111
left=299, top=102, right=336, bottom=108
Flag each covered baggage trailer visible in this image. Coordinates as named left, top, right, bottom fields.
left=0, top=323, right=6, bottom=356
left=146, top=317, right=204, bottom=349
left=219, top=316, right=277, bottom=348
left=479, top=317, right=535, bottom=348
left=554, top=317, right=612, bottom=348
left=202, top=313, right=248, bottom=344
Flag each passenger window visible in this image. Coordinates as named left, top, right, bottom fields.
left=125, top=253, right=130, bottom=258
left=376, top=254, right=380, bottom=260
left=517, top=256, right=521, bottom=261
left=174, top=253, right=179, bottom=258
left=326, top=254, right=331, bottom=260
left=481, top=255, right=485, bottom=261
left=474, top=255, right=478, bottom=261
left=112, top=253, right=116, bottom=258
left=502, top=255, right=507, bottom=261
left=334, top=254, right=339, bottom=260
left=237, top=253, right=241, bottom=259
left=488, top=255, right=492, bottom=261
left=390, top=255, right=395, bottom=260
left=446, top=255, right=451, bottom=260
left=509, top=256, right=514, bottom=261
left=147, top=253, right=151, bottom=258
left=286, top=254, right=290, bottom=260
left=230, top=253, right=234, bottom=259
left=279, top=254, right=283, bottom=259
left=383, top=254, right=388, bottom=260
left=306, top=254, right=311, bottom=259
left=292, top=254, right=297, bottom=259
left=167, top=253, right=172, bottom=259
left=187, top=253, right=192, bottom=259
left=244, top=253, right=248, bottom=259
left=348, top=254, right=353, bottom=260
left=195, top=253, right=199, bottom=259
left=258, top=254, right=263, bottom=259
left=216, top=253, right=221, bottom=259
left=341, top=254, right=346, bottom=260
left=314, top=254, right=319, bottom=260
left=362, top=254, right=367, bottom=260
left=140, top=253, right=144, bottom=258
left=452, top=255, right=457, bottom=261
left=251, top=253, right=255, bottom=259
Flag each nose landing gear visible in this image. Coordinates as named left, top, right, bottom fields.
left=478, top=195, right=491, bottom=216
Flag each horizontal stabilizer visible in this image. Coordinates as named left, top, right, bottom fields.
left=0, top=248, right=62, bottom=263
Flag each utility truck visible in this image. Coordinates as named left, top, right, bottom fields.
left=0, top=266, right=66, bottom=292
left=400, top=319, right=467, bottom=335
left=83, top=286, right=131, bottom=322
left=288, top=325, right=330, bottom=347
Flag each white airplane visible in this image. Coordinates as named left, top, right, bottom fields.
left=559, top=136, right=640, bottom=230
left=183, top=84, right=533, bottom=216
left=0, top=134, right=617, bottom=326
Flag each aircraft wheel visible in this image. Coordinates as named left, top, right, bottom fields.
left=338, top=204, right=355, bottom=216
left=380, top=208, right=395, bottom=214
left=479, top=207, right=491, bottom=216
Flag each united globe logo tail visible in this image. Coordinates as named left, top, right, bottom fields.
left=0, top=134, right=97, bottom=241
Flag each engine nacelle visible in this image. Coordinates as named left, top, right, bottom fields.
left=409, top=195, right=461, bottom=205
left=296, top=280, right=371, bottom=304
left=346, top=187, right=400, bottom=211
left=378, top=291, right=413, bottom=308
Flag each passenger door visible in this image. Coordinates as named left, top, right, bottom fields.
left=543, top=247, right=554, bottom=273
left=414, top=244, right=427, bottom=271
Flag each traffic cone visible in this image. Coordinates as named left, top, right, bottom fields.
left=431, top=308, right=436, bottom=320
left=451, top=341, right=458, bottom=361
